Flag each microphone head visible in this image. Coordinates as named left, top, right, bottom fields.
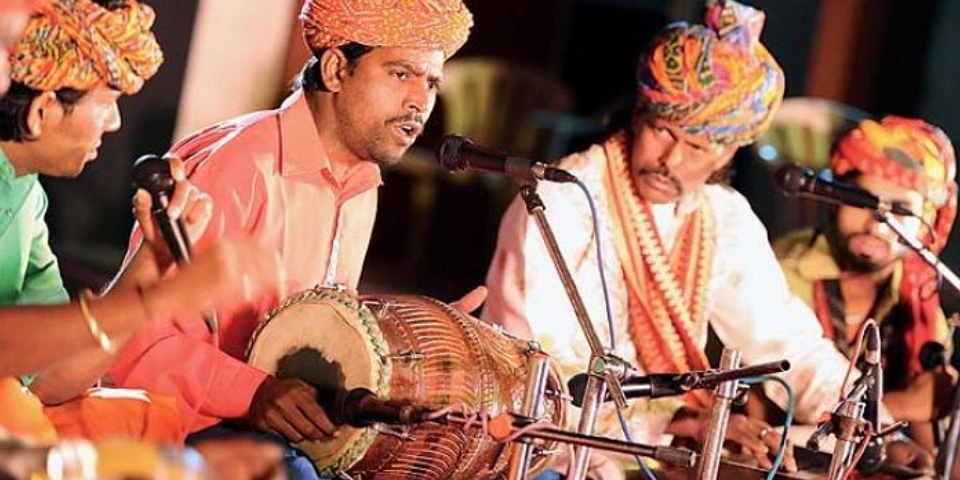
left=436, top=134, right=472, bottom=172
left=131, top=154, right=174, bottom=197
left=774, top=164, right=813, bottom=195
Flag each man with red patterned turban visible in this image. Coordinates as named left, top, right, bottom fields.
left=482, top=0, right=890, bottom=474
left=99, top=1, right=472, bottom=478
left=776, top=116, right=958, bottom=451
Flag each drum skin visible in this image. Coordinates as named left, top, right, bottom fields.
left=247, top=287, right=566, bottom=480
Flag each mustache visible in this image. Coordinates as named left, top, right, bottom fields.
left=386, top=114, right=425, bottom=126
left=637, top=166, right=683, bottom=194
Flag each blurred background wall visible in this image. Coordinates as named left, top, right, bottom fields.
left=41, top=0, right=960, bottom=314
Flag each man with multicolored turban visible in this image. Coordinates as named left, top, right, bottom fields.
left=482, top=0, right=874, bottom=474
left=100, top=0, right=472, bottom=478
left=775, top=116, right=958, bottom=451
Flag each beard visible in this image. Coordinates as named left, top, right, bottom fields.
left=838, top=234, right=900, bottom=273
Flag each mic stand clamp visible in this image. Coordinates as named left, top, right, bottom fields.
left=827, top=400, right=868, bottom=480
left=518, top=182, right=634, bottom=480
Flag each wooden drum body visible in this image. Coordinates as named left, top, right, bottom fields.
left=247, top=287, right=566, bottom=480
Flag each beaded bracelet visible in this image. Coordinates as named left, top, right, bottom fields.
left=78, top=289, right=116, bottom=353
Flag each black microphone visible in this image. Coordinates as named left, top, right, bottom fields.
left=774, top=164, right=915, bottom=217
left=131, top=154, right=217, bottom=334
left=436, top=134, right=577, bottom=183
left=567, top=360, right=790, bottom=407
left=333, top=388, right=434, bottom=428
left=567, top=372, right=687, bottom=407
left=858, top=323, right=885, bottom=472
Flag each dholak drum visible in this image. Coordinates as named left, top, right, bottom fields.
left=246, top=287, right=567, bottom=479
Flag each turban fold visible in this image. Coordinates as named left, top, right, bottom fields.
left=300, top=0, right=472, bottom=59
left=9, top=0, right=162, bottom=94
left=637, top=0, right=784, bottom=145
left=832, top=116, right=957, bottom=375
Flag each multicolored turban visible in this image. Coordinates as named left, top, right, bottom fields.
left=8, top=0, right=163, bottom=94
left=300, top=0, right=473, bottom=59
left=832, top=116, right=957, bottom=374
left=637, top=0, right=785, bottom=146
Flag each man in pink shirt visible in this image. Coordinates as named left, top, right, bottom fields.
left=30, top=0, right=473, bottom=477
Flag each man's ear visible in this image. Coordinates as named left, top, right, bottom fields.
left=25, top=91, right=61, bottom=139
left=319, top=48, right=350, bottom=93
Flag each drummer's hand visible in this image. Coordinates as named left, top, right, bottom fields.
left=885, top=438, right=934, bottom=474
left=249, top=377, right=338, bottom=443
left=451, top=286, right=487, bottom=315
left=133, top=154, right=213, bottom=271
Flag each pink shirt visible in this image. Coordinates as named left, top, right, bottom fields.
left=109, top=90, right=382, bottom=433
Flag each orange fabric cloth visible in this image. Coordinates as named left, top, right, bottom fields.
left=109, top=90, right=383, bottom=434
left=299, top=0, right=473, bottom=58
left=637, top=0, right=784, bottom=145
left=0, top=377, right=58, bottom=444
left=43, top=390, right=182, bottom=443
left=9, top=0, right=163, bottom=93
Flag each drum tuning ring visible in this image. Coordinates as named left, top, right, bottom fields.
left=374, top=424, right=416, bottom=441
left=388, top=352, right=425, bottom=363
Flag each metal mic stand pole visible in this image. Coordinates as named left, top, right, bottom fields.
left=695, top=348, right=741, bottom=480
left=876, top=211, right=960, bottom=480
left=507, top=350, right=550, bottom=480
left=877, top=210, right=960, bottom=294
left=518, top=183, right=632, bottom=480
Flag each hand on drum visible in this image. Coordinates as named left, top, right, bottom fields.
left=451, top=286, right=488, bottom=314
left=668, top=408, right=797, bottom=473
left=249, top=376, right=338, bottom=443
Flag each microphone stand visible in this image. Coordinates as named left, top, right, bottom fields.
left=875, top=211, right=960, bottom=480
left=695, top=348, right=741, bottom=480
left=518, top=183, right=633, bottom=480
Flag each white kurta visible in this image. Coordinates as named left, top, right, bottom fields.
left=481, top=142, right=852, bottom=445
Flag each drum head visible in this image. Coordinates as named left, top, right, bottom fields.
left=247, top=288, right=391, bottom=476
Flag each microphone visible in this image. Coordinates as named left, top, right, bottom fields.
left=436, top=135, right=577, bottom=183
left=858, top=324, right=885, bottom=472
left=333, top=388, right=434, bottom=428
left=131, top=154, right=217, bottom=334
left=774, top=165, right=915, bottom=217
left=567, top=360, right=790, bottom=407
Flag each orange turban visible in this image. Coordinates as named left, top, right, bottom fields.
left=8, top=0, right=163, bottom=94
left=637, top=0, right=784, bottom=146
left=832, top=116, right=957, bottom=375
left=300, top=0, right=473, bottom=59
